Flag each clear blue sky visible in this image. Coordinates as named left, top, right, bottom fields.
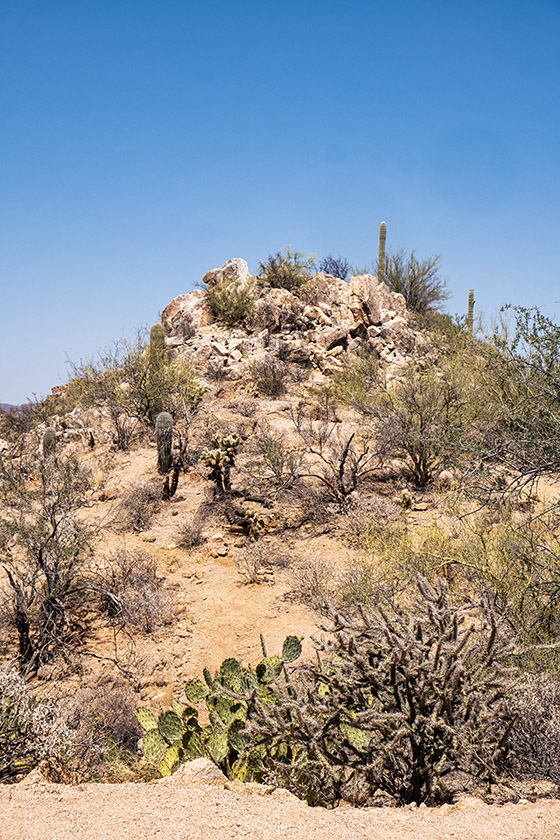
left=1, top=0, right=559, bottom=404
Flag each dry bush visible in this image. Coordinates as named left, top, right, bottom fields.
left=63, top=678, right=142, bottom=780
left=236, top=542, right=291, bottom=585
left=249, top=355, right=287, bottom=397
left=176, top=514, right=205, bottom=549
left=0, top=668, right=74, bottom=782
left=94, top=549, right=173, bottom=633
left=117, top=480, right=161, bottom=531
left=205, top=358, right=228, bottom=381
left=288, top=555, right=339, bottom=610
left=346, top=494, right=401, bottom=540
left=508, top=675, right=560, bottom=788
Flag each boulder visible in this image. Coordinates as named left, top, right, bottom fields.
left=202, top=258, right=252, bottom=290
left=161, top=290, right=211, bottom=336
left=158, top=757, right=227, bottom=787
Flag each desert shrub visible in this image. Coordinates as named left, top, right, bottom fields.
left=205, top=358, right=228, bottom=380
left=258, top=247, right=316, bottom=295
left=249, top=355, right=287, bottom=397
left=118, top=480, right=161, bottom=532
left=331, top=348, right=485, bottom=487
left=382, top=249, right=449, bottom=314
left=68, top=330, right=205, bottom=441
left=176, top=515, right=205, bottom=549
left=508, top=675, right=560, bottom=788
left=235, top=542, right=290, bottom=585
left=479, top=306, right=560, bottom=496
left=63, top=678, right=142, bottom=780
left=0, top=668, right=73, bottom=782
left=250, top=426, right=303, bottom=495
left=0, top=454, right=95, bottom=672
left=245, top=577, right=518, bottom=806
left=318, top=254, right=350, bottom=281
left=206, top=278, right=256, bottom=326
left=288, top=556, right=339, bottom=610
left=292, top=398, right=380, bottom=507
left=94, top=549, right=173, bottom=633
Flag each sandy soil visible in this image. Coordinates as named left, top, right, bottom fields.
left=2, top=782, right=559, bottom=840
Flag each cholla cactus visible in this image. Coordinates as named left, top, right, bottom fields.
left=200, top=433, right=243, bottom=496
left=155, top=412, right=173, bottom=474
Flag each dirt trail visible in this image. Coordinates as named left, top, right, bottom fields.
left=1, top=783, right=559, bottom=840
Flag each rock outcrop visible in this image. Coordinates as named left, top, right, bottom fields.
left=161, top=259, right=417, bottom=379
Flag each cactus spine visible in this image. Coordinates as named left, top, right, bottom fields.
left=155, top=412, right=173, bottom=473
left=467, top=289, right=475, bottom=335
left=378, top=221, right=387, bottom=283
left=42, top=427, right=57, bottom=457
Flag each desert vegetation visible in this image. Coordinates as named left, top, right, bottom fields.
left=2, top=247, right=560, bottom=810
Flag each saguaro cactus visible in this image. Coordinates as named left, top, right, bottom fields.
left=378, top=221, right=387, bottom=283
left=467, top=289, right=475, bottom=335
left=155, top=412, right=174, bottom=474
left=42, top=427, right=57, bottom=457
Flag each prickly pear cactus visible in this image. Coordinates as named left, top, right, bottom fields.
left=137, top=634, right=303, bottom=780
left=155, top=411, right=173, bottom=473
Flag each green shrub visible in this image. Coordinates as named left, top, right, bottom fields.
left=382, top=249, right=449, bottom=313
left=258, top=247, right=316, bottom=295
left=206, top=279, right=256, bottom=326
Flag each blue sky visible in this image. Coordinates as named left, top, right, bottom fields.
left=1, top=0, right=559, bottom=403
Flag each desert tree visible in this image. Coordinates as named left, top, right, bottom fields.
left=381, top=249, right=449, bottom=314
left=0, top=452, right=95, bottom=673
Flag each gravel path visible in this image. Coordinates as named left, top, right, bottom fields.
left=1, top=783, right=560, bottom=840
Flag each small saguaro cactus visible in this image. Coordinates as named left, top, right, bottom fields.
left=149, top=322, right=166, bottom=370
left=155, top=412, right=174, bottom=474
left=467, top=289, right=475, bottom=335
left=42, top=427, right=57, bottom=457
left=378, top=221, right=387, bottom=283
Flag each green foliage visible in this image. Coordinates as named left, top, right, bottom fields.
left=206, top=279, right=256, bottom=327
left=481, top=306, right=560, bottom=492
left=244, top=578, right=517, bottom=806
left=67, top=329, right=204, bottom=445
left=42, top=427, right=57, bottom=457
left=382, top=249, right=449, bottom=313
left=258, top=247, right=316, bottom=295
left=331, top=345, right=485, bottom=487
left=155, top=412, right=173, bottom=474
left=137, top=635, right=302, bottom=779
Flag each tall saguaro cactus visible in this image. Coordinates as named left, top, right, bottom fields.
left=156, top=412, right=174, bottom=474
left=467, top=289, right=475, bottom=335
left=378, top=221, right=387, bottom=283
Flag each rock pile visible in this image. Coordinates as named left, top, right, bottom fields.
left=162, top=258, right=417, bottom=378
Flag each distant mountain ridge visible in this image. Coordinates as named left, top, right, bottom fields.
left=0, top=403, right=23, bottom=414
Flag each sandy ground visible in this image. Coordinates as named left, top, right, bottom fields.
left=2, top=782, right=560, bottom=840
